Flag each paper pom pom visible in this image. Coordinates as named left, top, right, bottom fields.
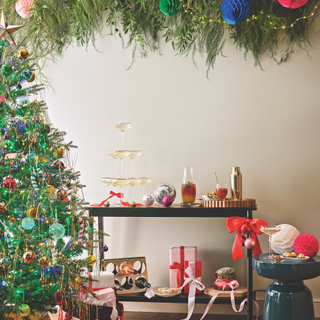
left=15, top=0, right=35, bottom=18
left=294, top=233, right=319, bottom=257
left=159, top=0, right=181, bottom=16
left=271, top=224, right=300, bottom=254
left=277, top=0, right=309, bottom=9
left=221, top=0, right=250, bottom=25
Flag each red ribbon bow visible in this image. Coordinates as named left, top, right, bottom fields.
left=226, top=216, right=268, bottom=261
left=92, top=191, right=124, bottom=207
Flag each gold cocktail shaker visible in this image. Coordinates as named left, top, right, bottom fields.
left=230, top=167, right=242, bottom=200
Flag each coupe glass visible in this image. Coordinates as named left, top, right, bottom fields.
left=113, top=178, right=130, bottom=206
left=139, top=177, right=152, bottom=198
left=115, top=122, right=132, bottom=149
left=215, top=183, right=228, bottom=200
left=129, top=178, right=142, bottom=203
left=260, top=225, right=282, bottom=260
left=128, top=150, right=142, bottom=177
left=100, top=177, right=113, bottom=200
left=114, top=150, right=130, bottom=177
left=107, top=151, right=118, bottom=177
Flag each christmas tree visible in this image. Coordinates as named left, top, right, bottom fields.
left=0, top=13, right=103, bottom=320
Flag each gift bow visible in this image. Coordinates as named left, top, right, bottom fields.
left=91, top=191, right=124, bottom=207
left=226, top=216, right=268, bottom=261
left=81, top=287, right=118, bottom=320
left=179, top=261, right=205, bottom=320
left=199, top=279, right=259, bottom=320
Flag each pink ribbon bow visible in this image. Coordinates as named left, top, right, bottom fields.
left=199, top=279, right=259, bottom=320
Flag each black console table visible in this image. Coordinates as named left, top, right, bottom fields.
left=88, top=205, right=257, bottom=320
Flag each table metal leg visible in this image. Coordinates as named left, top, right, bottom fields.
left=98, top=216, right=103, bottom=270
left=247, top=209, right=253, bottom=320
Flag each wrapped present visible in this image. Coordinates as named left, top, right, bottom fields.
left=184, top=260, right=202, bottom=294
left=169, top=246, right=197, bottom=290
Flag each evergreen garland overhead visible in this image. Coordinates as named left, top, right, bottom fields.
left=1, top=0, right=319, bottom=72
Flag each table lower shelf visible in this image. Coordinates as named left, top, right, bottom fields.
left=118, top=291, right=250, bottom=304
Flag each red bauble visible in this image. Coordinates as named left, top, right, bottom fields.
left=3, top=177, right=16, bottom=190
left=244, top=238, right=256, bottom=249
left=162, top=195, right=173, bottom=207
left=277, top=0, right=309, bottom=9
left=23, top=251, right=36, bottom=263
left=240, top=223, right=251, bottom=234
left=294, top=233, right=319, bottom=257
left=53, top=289, right=65, bottom=305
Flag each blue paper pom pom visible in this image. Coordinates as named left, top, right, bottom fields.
left=221, top=0, right=250, bottom=25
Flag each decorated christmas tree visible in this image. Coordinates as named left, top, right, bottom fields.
left=0, top=12, right=103, bottom=320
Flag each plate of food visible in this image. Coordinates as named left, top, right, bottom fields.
left=281, top=252, right=310, bottom=261
left=154, top=287, right=181, bottom=297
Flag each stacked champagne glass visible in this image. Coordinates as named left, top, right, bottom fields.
left=101, top=123, right=152, bottom=206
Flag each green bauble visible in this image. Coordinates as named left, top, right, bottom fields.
left=18, top=304, right=30, bottom=317
left=21, top=69, right=33, bottom=81
left=49, top=222, right=65, bottom=240
left=159, top=0, right=181, bottom=16
left=1, top=65, right=12, bottom=76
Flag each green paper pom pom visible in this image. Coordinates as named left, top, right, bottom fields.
left=159, top=0, right=181, bottom=16
left=1, top=65, right=12, bottom=76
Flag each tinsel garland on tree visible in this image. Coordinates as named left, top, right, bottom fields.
left=1, top=0, right=320, bottom=72
left=0, top=36, right=107, bottom=319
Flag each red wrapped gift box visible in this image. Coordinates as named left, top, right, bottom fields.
left=169, top=246, right=197, bottom=291
left=184, top=260, right=202, bottom=294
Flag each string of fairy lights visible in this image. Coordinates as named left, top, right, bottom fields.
left=181, top=1, right=320, bottom=30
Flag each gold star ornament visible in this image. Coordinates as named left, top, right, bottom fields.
left=0, top=10, right=23, bottom=46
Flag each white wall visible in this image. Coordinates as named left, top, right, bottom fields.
left=43, top=22, right=320, bottom=314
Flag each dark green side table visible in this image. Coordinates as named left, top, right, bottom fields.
left=253, top=253, right=320, bottom=320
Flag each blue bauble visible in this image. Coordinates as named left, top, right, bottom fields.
left=221, top=0, right=250, bottom=25
left=49, top=222, right=65, bottom=240
left=45, top=267, right=52, bottom=274
left=21, top=69, right=33, bottom=81
left=21, top=217, right=35, bottom=230
left=16, top=96, right=29, bottom=106
left=52, top=265, right=63, bottom=276
left=40, top=217, right=45, bottom=223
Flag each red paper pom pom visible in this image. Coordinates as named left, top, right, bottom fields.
left=294, top=233, right=319, bottom=257
left=277, top=0, right=309, bottom=9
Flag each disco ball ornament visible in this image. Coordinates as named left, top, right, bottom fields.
left=271, top=224, right=300, bottom=254
left=221, top=0, right=250, bottom=25
left=49, top=222, right=65, bottom=240
left=159, top=0, right=181, bottom=16
left=277, top=0, right=309, bottom=9
left=15, top=0, right=36, bottom=18
left=142, top=194, right=155, bottom=206
left=21, top=217, right=35, bottom=230
left=154, top=183, right=176, bottom=205
left=294, top=233, right=319, bottom=257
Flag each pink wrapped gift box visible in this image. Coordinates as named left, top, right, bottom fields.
left=169, top=246, right=197, bottom=291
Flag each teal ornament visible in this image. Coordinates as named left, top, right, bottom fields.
left=21, top=217, right=35, bottom=230
left=159, top=0, right=181, bottom=16
left=1, top=65, right=12, bottom=76
left=21, top=69, right=33, bottom=81
left=49, top=222, right=65, bottom=240
left=221, top=0, right=250, bottom=25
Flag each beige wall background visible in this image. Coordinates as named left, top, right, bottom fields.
left=43, top=21, right=320, bottom=315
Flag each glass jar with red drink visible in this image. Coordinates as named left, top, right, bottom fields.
left=181, top=167, right=196, bottom=203
left=215, top=183, right=228, bottom=200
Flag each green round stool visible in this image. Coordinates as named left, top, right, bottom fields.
left=252, top=253, right=320, bottom=320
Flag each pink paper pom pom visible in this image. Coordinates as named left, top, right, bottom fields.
left=15, top=0, right=35, bottom=19
left=294, top=233, right=319, bottom=257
